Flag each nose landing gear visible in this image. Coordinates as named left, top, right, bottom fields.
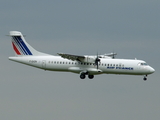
left=143, top=75, right=147, bottom=81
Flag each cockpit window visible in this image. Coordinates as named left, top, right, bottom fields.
left=140, top=63, right=148, bottom=66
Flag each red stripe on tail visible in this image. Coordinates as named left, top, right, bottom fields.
left=12, top=42, right=21, bottom=55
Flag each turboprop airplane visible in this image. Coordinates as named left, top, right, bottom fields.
left=8, top=31, right=155, bottom=81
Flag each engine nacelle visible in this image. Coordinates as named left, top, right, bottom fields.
left=79, top=56, right=96, bottom=63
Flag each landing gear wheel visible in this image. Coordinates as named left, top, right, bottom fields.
left=143, top=75, right=147, bottom=81
left=88, top=75, right=94, bottom=79
left=80, top=74, right=86, bottom=79
left=143, top=77, right=147, bottom=81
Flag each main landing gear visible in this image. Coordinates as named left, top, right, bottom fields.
left=143, top=75, right=147, bottom=81
left=80, top=73, right=94, bottom=79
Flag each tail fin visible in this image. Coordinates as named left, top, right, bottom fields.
left=10, top=31, right=49, bottom=56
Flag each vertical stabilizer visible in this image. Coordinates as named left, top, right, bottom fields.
left=10, top=31, right=50, bottom=56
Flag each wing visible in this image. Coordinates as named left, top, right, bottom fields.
left=57, top=53, right=85, bottom=61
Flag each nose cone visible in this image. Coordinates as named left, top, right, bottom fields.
left=149, top=67, right=155, bottom=74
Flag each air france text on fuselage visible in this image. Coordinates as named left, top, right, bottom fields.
left=107, top=66, right=134, bottom=70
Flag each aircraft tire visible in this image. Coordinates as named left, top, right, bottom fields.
left=143, top=77, right=147, bottom=81
left=80, top=74, right=86, bottom=79
left=88, top=75, right=94, bottom=79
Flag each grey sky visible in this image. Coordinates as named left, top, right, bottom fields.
left=0, top=0, right=160, bottom=120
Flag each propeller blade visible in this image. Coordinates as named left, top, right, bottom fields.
left=95, top=52, right=100, bottom=69
left=112, top=51, right=117, bottom=59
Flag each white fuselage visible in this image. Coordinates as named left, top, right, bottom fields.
left=8, top=31, right=155, bottom=80
left=9, top=55, right=155, bottom=76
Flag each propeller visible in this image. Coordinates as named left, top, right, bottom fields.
left=95, top=53, right=101, bottom=69
left=112, top=50, right=117, bottom=59
left=112, top=52, right=117, bottom=59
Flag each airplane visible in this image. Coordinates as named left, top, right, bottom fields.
left=8, top=31, right=155, bottom=81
